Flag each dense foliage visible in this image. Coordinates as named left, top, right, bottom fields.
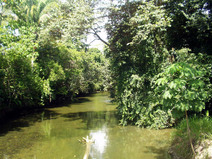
left=166, top=0, right=212, bottom=55
left=0, top=0, right=109, bottom=112
left=1, top=0, right=212, bottom=130
left=154, top=49, right=211, bottom=113
left=106, top=0, right=212, bottom=128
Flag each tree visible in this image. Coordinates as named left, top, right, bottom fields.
left=105, top=0, right=212, bottom=129
left=105, top=0, right=173, bottom=128
left=154, top=48, right=212, bottom=156
left=165, top=0, right=212, bottom=55
left=0, top=26, right=44, bottom=108
left=4, top=0, right=58, bottom=25
left=0, top=0, right=110, bottom=110
left=38, top=0, right=95, bottom=44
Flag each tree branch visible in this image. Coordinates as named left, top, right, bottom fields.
left=90, top=28, right=110, bottom=47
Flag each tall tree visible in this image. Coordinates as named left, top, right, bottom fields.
left=38, top=0, right=95, bottom=45
left=4, top=0, right=58, bottom=25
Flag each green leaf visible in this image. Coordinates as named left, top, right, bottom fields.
left=163, top=90, right=172, bottom=99
left=155, top=77, right=168, bottom=86
left=168, top=81, right=176, bottom=89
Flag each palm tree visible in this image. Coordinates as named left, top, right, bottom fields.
left=5, top=0, right=58, bottom=25
left=23, top=0, right=59, bottom=24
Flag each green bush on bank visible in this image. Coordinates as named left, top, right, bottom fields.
left=116, top=48, right=212, bottom=129
left=170, top=117, right=212, bottom=159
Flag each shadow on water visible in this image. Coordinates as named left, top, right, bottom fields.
left=145, top=146, right=171, bottom=159
left=0, top=96, right=93, bottom=137
left=71, top=97, right=91, bottom=105
left=0, top=92, right=173, bottom=159
left=0, top=96, right=95, bottom=159
left=48, top=97, right=92, bottom=107
left=0, top=109, right=61, bottom=159
left=62, top=111, right=118, bottom=130
left=0, top=109, right=60, bottom=137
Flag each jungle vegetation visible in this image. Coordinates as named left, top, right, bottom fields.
left=104, top=1, right=212, bottom=157
left=0, top=0, right=212, bottom=158
left=105, top=0, right=212, bottom=129
left=0, top=0, right=211, bottom=130
left=0, top=0, right=110, bottom=112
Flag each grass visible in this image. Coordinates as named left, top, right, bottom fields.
left=170, top=117, right=212, bottom=159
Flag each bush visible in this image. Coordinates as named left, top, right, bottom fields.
left=117, top=74, right=175, bottom=129
left=117, top=49, right=211, bottom=129
left=170, top=117, right=212, bottom=159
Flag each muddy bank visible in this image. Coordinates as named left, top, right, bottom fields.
left=169, top=138, right=212, bottom=159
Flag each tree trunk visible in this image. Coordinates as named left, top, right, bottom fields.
left=185, top=110, right=196, bottom=158
left=125, top=0, right=131, bottom=17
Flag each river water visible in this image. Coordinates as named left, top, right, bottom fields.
left=0, top=92, right=173, bottom=159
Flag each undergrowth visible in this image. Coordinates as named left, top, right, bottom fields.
left=170, top=117, right=212, bottom=159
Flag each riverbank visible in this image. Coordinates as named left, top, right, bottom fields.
left=0, top=92, right=94, bottom=124
left=169, top=117, right=212, bottom=159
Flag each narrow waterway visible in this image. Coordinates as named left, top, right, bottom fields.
left=0, top=92, right=173, bottom=159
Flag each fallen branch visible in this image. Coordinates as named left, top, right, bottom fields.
left=79, top=136, right=94, bottom=159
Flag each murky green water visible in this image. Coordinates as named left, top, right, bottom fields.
left=0, top=92, right=173, bottom=159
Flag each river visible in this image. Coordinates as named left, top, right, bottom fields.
left=0, top=92, right=173, bottom=159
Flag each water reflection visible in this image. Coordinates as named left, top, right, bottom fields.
left=90, top=126, right=108, bottom=159
left=0, top=93, right=173, bottom=159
